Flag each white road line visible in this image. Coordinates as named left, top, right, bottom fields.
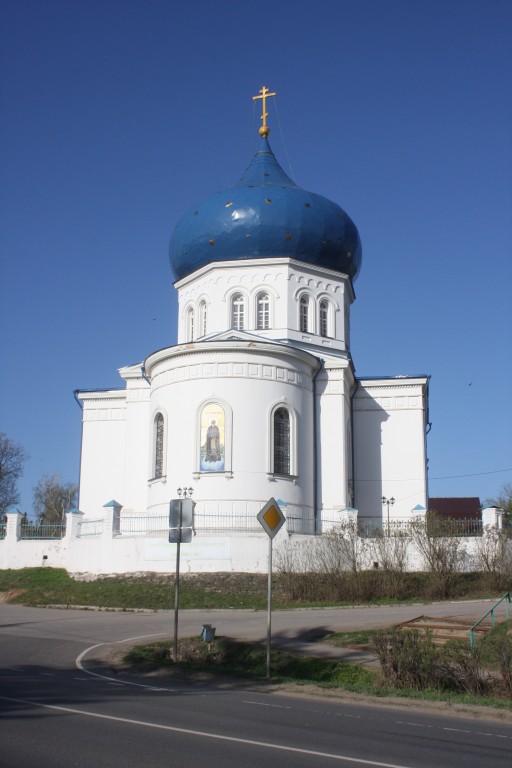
left=243, top=700, right=292, bottom=709
left=0, top=694, right=417, bottom=768
left=75, top=632, right=174, bottom=691
left=443, top=728, right=471, bottom=733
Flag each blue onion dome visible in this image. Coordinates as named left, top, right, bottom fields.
left=170, top=137, right=362, bottom=282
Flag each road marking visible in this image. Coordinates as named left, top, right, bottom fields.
left=75, top=632, right=175, bottom=691
left=0, top=694, right=418, bottom=768
left=443, top=728, right=471, bottom=733
left=243, top=700, right=292, bottom=709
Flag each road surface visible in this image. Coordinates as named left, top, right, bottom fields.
left=1, top=601, right=511, bottom=768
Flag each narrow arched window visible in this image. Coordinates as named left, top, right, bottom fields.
left=299, top=295, right=309, bottom=333
left=231, top=293, right=245, bottom=330
left=273, top=407, right=290, bottom=475
left=256, top=292, right=270, bottom=330
left=199, top=301, right=207, bottom=337
left=319, top=299, right=329, bottom=337
left=186, top=307, right=195, bottom=342
left=154, top=413, right=164, bottom=479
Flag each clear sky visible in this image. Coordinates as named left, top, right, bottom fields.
left=1, top=0, right=511, bottom=514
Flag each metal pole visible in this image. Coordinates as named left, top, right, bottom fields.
left=267, top=536, right=272, bottom=679
left=173, top=500, right=182, bottom=663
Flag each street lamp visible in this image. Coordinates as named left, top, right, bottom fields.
left=177, top=486, right=194, bottom=498
left=381, top=495, right=395, bottom=533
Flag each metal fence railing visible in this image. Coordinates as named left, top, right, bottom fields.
left=19, top=521, right=66, bottom=540
left=320, top=517, right=483, bottom=538
left=119, top=515, right=169, bottom=536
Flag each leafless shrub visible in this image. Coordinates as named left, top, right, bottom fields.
left=312, top=522, right=374, bottom=601
left=274, top=540, right=318, bottom=601
left=487, top=634, right=512, bottom=698
left=410, top=512, right=465, bottom=598
left=374, top=629, right=440, bottom=690
left=369, top=529, right=410, bottom=599
left=442, top=642, right=490, bottom=696
left=475, top=527, right=512, bottom=592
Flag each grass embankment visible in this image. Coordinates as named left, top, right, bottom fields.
left=123, top=627, right=512, bottom=711
left=124, top=635, right=376, bottom=691
left=0, top=568, right=268, bottom=609
left=0, top=567, right=503, bottom=610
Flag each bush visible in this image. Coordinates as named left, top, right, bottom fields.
left=374, top=629, right=441, bottom=690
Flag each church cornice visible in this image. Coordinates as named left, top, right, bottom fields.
left=144, top=338, right=321, bottom=380
left=174, top=256, right=355, bottom=301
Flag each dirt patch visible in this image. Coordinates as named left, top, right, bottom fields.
left=0, top=589, right=26, bottom=603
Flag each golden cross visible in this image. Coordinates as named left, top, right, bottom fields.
left=253, top=86, right=276, bottom=137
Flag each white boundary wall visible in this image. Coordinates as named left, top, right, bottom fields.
left=0, top=507, right=504, bottom=576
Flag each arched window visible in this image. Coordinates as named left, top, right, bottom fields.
left=319, top=299, right=329, bottom=337
left=231, top=293, right=245, bottom=330
left=299, top=294, right=309, bottom=333
left=273, top=407, right=290, bottom=475
left=186, top=307, right=195, bottom=342
left=256, top=292, right=270, bottom=330
left=154, top=413, right=165, bottom=479
left=199, top=300, right=207, bottom=337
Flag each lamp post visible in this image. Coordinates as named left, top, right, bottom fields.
left=177, top=486, right=194, bottom=498
left=381, top=495, right=395, bottom=534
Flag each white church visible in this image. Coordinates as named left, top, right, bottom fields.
left=74, top=90, right=429, bottom=573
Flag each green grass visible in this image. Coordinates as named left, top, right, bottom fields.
left=0, top=568, right=267, bottom=609
left=0, top=567, right=509, bottom=611
left=124, top=636, right=377, bottom=691
left=123, top=636, right=512, bottom=710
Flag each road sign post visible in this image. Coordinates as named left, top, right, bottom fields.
left=257, top=497, right=286, bottom=679
left=169, top=498, right=195, bottom=662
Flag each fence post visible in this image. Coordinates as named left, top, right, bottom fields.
left=64, top=508, right=84, bottom=541
left=481, top=506, right=503, bottom=531
left=103, top=499, right=123, bottom=536
left=5, top=505, right=22, bottom=541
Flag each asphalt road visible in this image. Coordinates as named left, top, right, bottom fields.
left=1, top=602, right=511, bottom=768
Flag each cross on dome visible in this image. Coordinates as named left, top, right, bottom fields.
left=252, top=86, right=276, bottom=137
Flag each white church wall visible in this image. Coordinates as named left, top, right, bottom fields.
left=78, top=391, right=128, bottom=516
left=120, top=372, right=151, bottom=513
left=353, top=378, right=428, bottom=521
left=174, top=258, right=353, bottom=355
left=144, top=344, right=318, bottom=521
left=315, top=365, right=355, bottom=514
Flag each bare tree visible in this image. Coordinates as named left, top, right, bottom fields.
left=369, top=529, right=410, bottom=597
left=410, top=511, right=465, bottom=598
left=475, top=526, right=512, bottom=591
left=33, top=474, right=78, bottom=523
left=485, top=482, right=512, bottom=519
left=0, top=433, right=28, bottom=519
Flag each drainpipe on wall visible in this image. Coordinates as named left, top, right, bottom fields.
left=312, top=359, right=324, bottom=534
left=350, top=379, right=359, bottom=510
left=424, top=376, right=432, bottom=507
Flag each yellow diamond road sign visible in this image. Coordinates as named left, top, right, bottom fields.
left=257, top=497, right=286, bottom=539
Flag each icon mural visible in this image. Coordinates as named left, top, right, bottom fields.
left=200, top=403, right=225, bottom=471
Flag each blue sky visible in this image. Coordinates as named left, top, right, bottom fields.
left=1, top=0, right=511, bottom=513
